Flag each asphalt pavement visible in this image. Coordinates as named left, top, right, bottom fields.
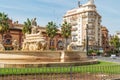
left=96, top=56, right=120, bottom=64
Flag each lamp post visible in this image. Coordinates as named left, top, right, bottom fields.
left=86, top=24, right=89, bottom=56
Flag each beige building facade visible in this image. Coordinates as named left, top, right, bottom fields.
left=63, top=0, right=102, bottom=50
left=101, top=26, right=110, bottom=53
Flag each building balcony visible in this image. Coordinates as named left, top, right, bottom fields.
left=88, top=32, right=95, bottom=35
left=82, top=14, right=87, bottom=18
left=72, top=33, right=78, bottom=36
left=72, top=27, right=78, bottom=31
left=71, top=21, right=77, bottom=26
left=88, top=37, right=95, bottom=41
left=87, top=24, right=95, bottom=29
left=88, top=18, right=95, bottom=23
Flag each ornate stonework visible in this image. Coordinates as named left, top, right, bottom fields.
left=0, top=42, right=5, bottom=51
left=12, top=40, right=19, bottom=50
left=22, top=27, right=47, bottom=51
left=67, top=42, right=76, bottom=51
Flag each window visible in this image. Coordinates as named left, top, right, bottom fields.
left=3, top=34, right=12, bottom=45
left=6, top=39, right=11, bottom=45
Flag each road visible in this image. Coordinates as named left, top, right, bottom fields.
left=96, top=56, right=120, bottom=64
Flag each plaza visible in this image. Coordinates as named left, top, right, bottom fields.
left=0, top=0, right=120, bottom=80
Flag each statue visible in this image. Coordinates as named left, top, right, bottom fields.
left=31, top=18, right=37, bottom=26
left=29, top=42, right=35, bottom=51
left=31, top=26, right=37, bottom=34
left=31, top=18, right=38, bottom=34
left=12, top=40, right=19, bottom=50
left=38, top=30, right=43, bottom=36
left=22, top=41, right=26, bottom=51
left=67, top=43, right=74, bottom=51
left=22, top=24, right=47, bottom=51
left=0, top=42, right=5, bottom=51
left=36, top=41, right=42, bottom=50
left=41, top=42, right=47, bottom=51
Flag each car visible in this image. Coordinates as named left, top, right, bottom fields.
left=110, top=54, right=116, bottom=59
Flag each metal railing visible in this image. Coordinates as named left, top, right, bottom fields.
left=0, top=65, right=120, bottom=80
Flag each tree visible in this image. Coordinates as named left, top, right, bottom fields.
left=0, top=12, right=9, bottom=41
left=61, top=21, right=72, bottom=50
left=22, top=18, right=32, bottom=34
left=46, top=21, right=58, bottom=49
left=110, top=35, right=120, bottom=53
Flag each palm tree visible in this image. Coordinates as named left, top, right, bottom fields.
left=110, top=35, right=120, bottom=53
left=46, top=21, right=58, bottom=49
left=22, top=18, right=32, bottom=34
left=61, top=21, right=72, bottom=50
left=0, top=12, right=9, bottom=41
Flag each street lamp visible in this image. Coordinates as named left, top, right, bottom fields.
left=86, top=24, right=89, bottom=56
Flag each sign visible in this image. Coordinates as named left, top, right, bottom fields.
left=99, top=48, right=103, bottom=53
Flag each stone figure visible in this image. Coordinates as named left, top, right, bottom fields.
left=22, top=40, right=47, bottom=51
left=36, top=41, right=47, bottom=51
left=22, top=23, right=47, bottom=51
left=41, top=42, right=47, bottom=51
left=22, top=41, right=26, bottom=51
left=25, top=43, right=29, bottom=50
left=31, top=18, right=37, bottom=26
left=36, top=41, right=42, bottom=50
left=31, top=18, right=38, bottom=34
left=29, top=42, right=35, bottom=51
left=12, top=40, right=19, bottom=50
left=67, top=43, right=74, bottom=51
left=38, top=30, right=43, bottom=37
left=0, top=42, right=5, bottom=51
left=31, top=26, right=37, bottom=34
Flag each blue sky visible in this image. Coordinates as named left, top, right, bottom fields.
left=0, top=0, right=120, bottom=34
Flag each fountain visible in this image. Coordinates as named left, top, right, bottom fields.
left=0, top=42, right=5, bottom=51
left=22, top=28, right=47, bottom=51
left=0, top=18, right=97, bottom=68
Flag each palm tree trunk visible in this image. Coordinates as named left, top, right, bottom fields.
left=50, top=38, right=54, bottom=50
left=65, top=38, right=67, bottom=50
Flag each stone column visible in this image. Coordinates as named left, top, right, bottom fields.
left=60, top=51, right=65, bottom=62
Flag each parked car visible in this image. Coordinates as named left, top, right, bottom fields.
left=110, top=54, right=116, bottom=59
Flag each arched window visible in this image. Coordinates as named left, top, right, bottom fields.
left=3, top=34, right=12, bottom=45
left=57, top=40, right=64, bottom=50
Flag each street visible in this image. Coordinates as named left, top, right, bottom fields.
left=97, top=56, right=120, bottom=64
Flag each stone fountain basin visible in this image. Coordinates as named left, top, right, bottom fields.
left=0, top=51, right=87, bottom=61
left=0, top=51, right=98, bottom=68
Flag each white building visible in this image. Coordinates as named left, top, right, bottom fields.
left=63, top=0, right=102, bottom=50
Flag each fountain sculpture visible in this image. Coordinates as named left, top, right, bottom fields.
left=67, top=42, right=75, bottom=51
left=0, top=18, right=97, bottom=68
left=12, top=40, right=19, bottom=50
left=22, top=18, right=47, bottom=51
left=0, top=42, right=5, bottom=51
